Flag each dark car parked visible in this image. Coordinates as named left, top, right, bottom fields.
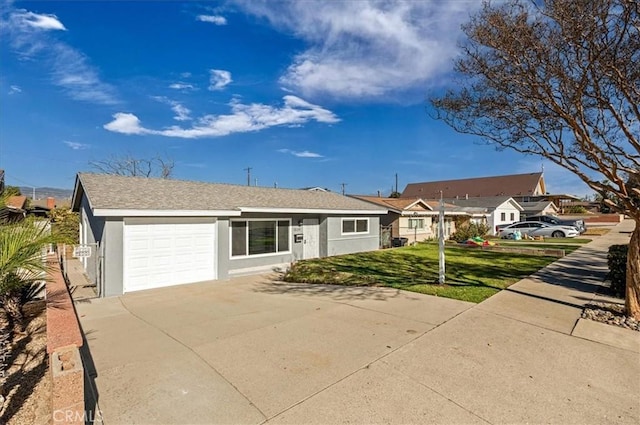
left=523, top=214, right=586, bottom=233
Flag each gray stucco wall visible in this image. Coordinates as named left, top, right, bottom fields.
left=79, top=195, right=126, bottom=297
left=223, top=213, right=309, bottom=277
left=86, top=205, right=382, bottom=296
left=102, top=218, right=124, bottom=297
left=325, top=216, right=380, bottom=256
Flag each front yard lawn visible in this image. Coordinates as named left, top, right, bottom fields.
left=284, top=243, right=569, bottom=303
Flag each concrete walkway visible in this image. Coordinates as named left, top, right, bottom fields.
left=75, top=220, right=639, bottom=424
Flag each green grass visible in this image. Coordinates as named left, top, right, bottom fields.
left=493, top=241, right=586, bottom=254
left=285, top=243, right=565, bottom=303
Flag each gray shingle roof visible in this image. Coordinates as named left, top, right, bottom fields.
left=73, top=173, right=385, bottom=213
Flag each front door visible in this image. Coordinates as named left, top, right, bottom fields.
left=302, top=218, right=319, bottom=259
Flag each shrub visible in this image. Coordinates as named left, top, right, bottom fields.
left=565, top=205, right=588, bottom=214
left=607, top=244, right=628, bottom=298
left=451, top=222, right=490, bottom=243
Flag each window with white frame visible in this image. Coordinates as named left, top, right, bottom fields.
left=500, top=212, right=506, bottom=221
left=231, top=220, right=290, bottom=257
left=510, top=212, right=515, bottom=221
left=407, top=218, right=425, bottom=230
left=342, top=218, right=369, bottom=234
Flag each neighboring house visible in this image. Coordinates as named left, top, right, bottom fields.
left=443, top=196, right=524, bottom=235
left=1, top=195, right=27, bottom=223
left=402, top=172, right=546, bottom=200
left=519, top=201, right=559, bottom=219
left=29, top=197, right=58, bottom=218
left=71, top=173, right=386, bottom=296
left=352, top=196, right=467, bottom=243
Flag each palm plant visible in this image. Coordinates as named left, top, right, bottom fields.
left=0, top=219, right=54, bottom=336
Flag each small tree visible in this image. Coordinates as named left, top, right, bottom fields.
left=431, top=0, right=640, bottom=319
left=48, top=207, right=79, bottom=244
left=2, top=186, right=21, bottom=197
left=89, top=154, right=174, bottom=178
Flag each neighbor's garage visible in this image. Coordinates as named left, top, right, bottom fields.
left=123, top=218, right=216, bottom=292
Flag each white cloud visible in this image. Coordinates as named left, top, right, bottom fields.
left=169, top=82, right=195, bottom=90
left=104, top=95, right=340, bottom=139
left=209, top=69, right=232, bottom=91
left=151, top=96, right=192, bottom=121
left=233, top=0, right=481, bottom=100
left=63, top=141, right=90, bottom=150
left=103, top=113, right=149, bottom=135
left=197, top=14, right=227, bottom=25
left=171, top=103, right=192, bottom=121
left=278, top=149, right=323, bottom=158
left=8, top=85, right=22, bottom=94
left=2, top=7, right=118, bottom=105
left=12, top=11, right=66, bottom=31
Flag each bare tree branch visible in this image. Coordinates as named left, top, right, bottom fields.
left=431, top=0, right=640, bottom=318
left=89, top=154, right=175, bottom=179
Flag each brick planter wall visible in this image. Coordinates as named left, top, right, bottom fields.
left=46, top=254, right=85, bottom=424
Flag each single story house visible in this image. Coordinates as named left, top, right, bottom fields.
left=443, top=196, right=524, bottom=235
left=352, top=196, right=468, bottom=244
left=71, top=173, right=386, bottom=296
left=519, top=200, right=559, bottom=219
left=1, top=195, right=27, bottom=223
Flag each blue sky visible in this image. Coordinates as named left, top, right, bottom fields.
left=0, top=0, right=591, bottom=198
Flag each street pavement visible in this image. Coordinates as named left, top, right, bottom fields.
left=75, top=220, right=639, bottom=424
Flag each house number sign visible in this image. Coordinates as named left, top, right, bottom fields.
left=73, top=245, right=92, bottom=258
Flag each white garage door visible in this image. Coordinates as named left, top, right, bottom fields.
left=123, top=219, right=216, bottom=292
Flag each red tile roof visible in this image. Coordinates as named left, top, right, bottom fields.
left=402, top=172, right=544, bottom=199
left=6, top=195, right=27, bottom=209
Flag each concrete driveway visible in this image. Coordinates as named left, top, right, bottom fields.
left=77, top=275, right=476, bottom=424
left=76, top=220, right=640, bottom=424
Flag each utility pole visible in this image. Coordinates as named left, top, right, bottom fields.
left=244, top=167, right=252, bottom=186
left=438, top=190, right=446, bottom=285
left=340, top=183, right=347, bottom=195
left=395, top=173, right=398, bottom=194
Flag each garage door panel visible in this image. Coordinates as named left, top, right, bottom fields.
left=124, top=221, right=216, bottom=293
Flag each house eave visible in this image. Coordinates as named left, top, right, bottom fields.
left=238, top=207, right=387, bottom=215
left=92, top=209, right=242, bottom=217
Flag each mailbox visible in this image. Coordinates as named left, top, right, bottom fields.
left=294, top=234, right=304, bottom=243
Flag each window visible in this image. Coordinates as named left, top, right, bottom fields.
left=408, top=218, right=424, bottom=230
left=342, top=218, right=369, bottom=234
left=231, top=220, right=290, bottom=257
left=510, top=212, right=515, bottom=221
left=500, top=212, right=506, bottom=221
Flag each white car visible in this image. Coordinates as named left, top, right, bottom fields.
left=498, top=221, right=579, bottom=239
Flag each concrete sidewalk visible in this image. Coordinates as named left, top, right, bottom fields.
left=75, top=220, right=639, bottom=424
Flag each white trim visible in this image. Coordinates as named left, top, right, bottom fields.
left=229, top=218, right=292, bottom=259
left=341, top=217, right=370, bottom=235
left=229, top=262, right=290, bottom=276
left=93, top=208, right=240, bottom=217
left=239, top=207, right=386, bottom=215
left=403, top=199, right=434, bottom=211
